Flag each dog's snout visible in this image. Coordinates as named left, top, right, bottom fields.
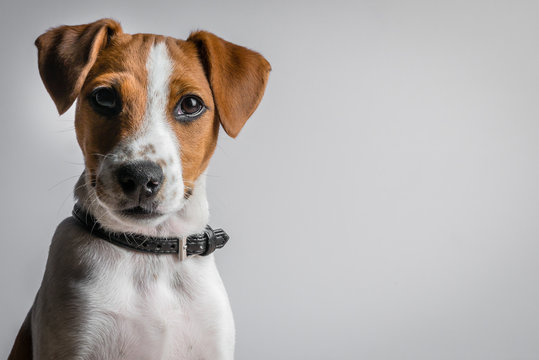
left=116, top=161, right=164, bottom=201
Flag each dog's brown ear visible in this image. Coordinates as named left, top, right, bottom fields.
left=35, top=18, right=122, bottom=115
left=187, top=31, right=271, bottom=138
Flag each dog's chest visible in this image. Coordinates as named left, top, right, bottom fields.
left=78, top=251, right=230, bottom=359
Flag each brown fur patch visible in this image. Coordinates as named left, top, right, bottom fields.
left=156, top=159, right=168, bottom=169
left=183, top=187, right=193, bottom=199
left=35, top=19, right=123, bottom=115
left=165, top=38, right=219, bottom=193
left=76, top=33, right=156, bottom=175
left=187, top=31, right=271, bottom=138
left=139, top=143, right=156, bottom=155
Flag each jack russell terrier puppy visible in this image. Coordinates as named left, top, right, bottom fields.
left=8, top=18, right=270, bottom=360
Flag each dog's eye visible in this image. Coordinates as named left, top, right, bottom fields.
left=89, top=87, right=121, bottom=116
left=174, top=95, right=205, bottom=122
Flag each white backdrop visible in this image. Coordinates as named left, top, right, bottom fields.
left=1, top=0, right=539, bottom=359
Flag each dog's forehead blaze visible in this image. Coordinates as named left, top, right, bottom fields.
left=76, top=34, right=219, bottom=188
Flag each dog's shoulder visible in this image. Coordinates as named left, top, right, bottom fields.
left=48, top=216, right=113, bottom=264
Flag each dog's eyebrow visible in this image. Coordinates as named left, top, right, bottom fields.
left=172, top=83, right=205, bottom=95
left=86, top=72, right=135, bottom=89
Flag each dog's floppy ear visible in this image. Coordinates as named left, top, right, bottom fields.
left=35, top=18, right=122, bottom=115
left=187, top=31, right=271, bottom=138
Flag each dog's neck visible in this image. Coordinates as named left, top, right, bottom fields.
left=74, top=172, right=209, bottom=239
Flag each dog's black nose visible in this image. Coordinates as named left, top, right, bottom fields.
left=116, top=161, right=164, bottom=201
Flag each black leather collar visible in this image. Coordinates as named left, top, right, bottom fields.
left=72, top=204, right=229, bottom=257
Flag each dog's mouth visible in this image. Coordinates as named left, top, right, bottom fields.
left=120, top=206, right=164, bottom=220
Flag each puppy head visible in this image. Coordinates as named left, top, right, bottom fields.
left=35, top=19, right=270, bottom=228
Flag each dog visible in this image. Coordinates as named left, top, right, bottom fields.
left=8, top=18, right=270, bottom=360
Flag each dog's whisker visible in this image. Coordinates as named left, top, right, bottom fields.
left=48, top=175, right=81, bottom=191
left=57, top=191, right=76, bottom=216
left=90, top=153, right=117, bottom=161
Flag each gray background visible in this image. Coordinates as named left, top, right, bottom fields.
left=1, top=0, right=539, bottom=359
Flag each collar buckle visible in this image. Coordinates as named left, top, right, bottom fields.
left=179, top=237, right=187, bottom=261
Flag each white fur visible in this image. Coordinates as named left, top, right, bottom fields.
left=30, top=41, right=235, bottom=359
left=86, top=41, right=187, bottom=236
